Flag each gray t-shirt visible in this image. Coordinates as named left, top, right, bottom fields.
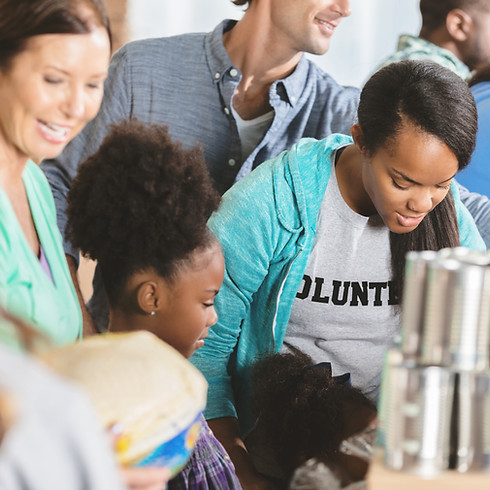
left=281, top=149, right=399, bottom=402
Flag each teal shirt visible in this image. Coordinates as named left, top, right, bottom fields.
left=0, top=161, right=82, bottom=350
left=190, top=135, right=485, bottom=436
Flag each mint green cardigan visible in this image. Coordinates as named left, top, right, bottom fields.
left=0, top=161, right=82, bottom=350
left=191, top=135, right=485, bottom=436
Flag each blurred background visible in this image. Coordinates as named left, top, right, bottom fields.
left=105, top=0, right=422, bottom=88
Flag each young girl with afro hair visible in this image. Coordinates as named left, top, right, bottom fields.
left=248, top=351, right=377, bottom=489
left=66, top=119, right=242, bottom=489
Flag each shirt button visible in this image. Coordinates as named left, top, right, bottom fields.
left=214, top=72, right=220, bottom=79
left=224, top=107, right=230, bottom=115
left=230, top=68, right=238, bottom=77
left=228, top=158, right=236, bottom=167
left=291, top=96, right=296, bottom=102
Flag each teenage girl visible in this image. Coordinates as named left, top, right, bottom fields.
left=189, top=60, right=486, bottom=487
left=66, top=120, right=241, bottom=489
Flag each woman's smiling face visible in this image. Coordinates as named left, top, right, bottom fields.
left=356, top=121, right=459, bottom=234
left=0, top=27, right=110, bottom=164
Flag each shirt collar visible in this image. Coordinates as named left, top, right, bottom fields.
left=272, top=55, right=308, bottom=108
left=204, top=20, right=307, bottom=107
left=397, top=34, right=471, bottom=80
left=205, top=20, right=236, bottom=84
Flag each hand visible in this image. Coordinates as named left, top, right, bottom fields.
left=120, top=466, right=170, bottom=490
left=106, top=425, right=169, bottom=490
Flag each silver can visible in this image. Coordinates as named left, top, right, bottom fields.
left=380, top=361, right=454, bottom=476
left=421, top=257, right=461, bottom=366
left=400, top=251, right=438, bottom=359
left=422, top=256, right=490, bottom=370
left=453, top=370, right=490, bottom=472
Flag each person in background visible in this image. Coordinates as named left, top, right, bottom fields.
left=190, top=60, right=485, bottom=489
left=456, top=65, right=490, bottom=198
left=0, top=347, right=125, bottom=489
left=248, top=351, right=377, bottom=488
left=0, top=307, right=170, bottom=490
left=65, top=120, right=242, bottom=489
left=374, top=0, right=490, bottom=248
left=377, top=0, right=490, bottom=80
left=0, top=0, right=111, bottom=348
left=41, top=0, right=358, bottom=333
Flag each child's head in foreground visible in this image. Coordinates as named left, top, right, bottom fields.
left=66, top=119, right=223, bottom=358
left=252, top=351, right=377, bottom=487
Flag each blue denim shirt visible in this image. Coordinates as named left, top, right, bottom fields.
left=40, top=20, right=359, bottom=329
left=41, top=20, right=359, bottom=259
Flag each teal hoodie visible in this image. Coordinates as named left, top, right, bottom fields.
left=191, top=134, right=485, bottom=436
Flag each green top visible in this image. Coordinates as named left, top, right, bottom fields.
left=377, top=35, right=471, bottom=81
left=0, top=160, right=82, bottom=350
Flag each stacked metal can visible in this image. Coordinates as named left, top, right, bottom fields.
left=378, top=247, right=490, bottom=476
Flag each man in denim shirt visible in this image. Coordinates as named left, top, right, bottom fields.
left=41, top=0, right=358, bottom=336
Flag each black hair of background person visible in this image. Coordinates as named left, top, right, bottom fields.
left=358, top=60, right=477, bottom=302
left=420, top=0, right=490, bottom=32
left=66, top=120, right=221, bottom=306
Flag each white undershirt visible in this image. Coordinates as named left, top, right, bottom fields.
left=231, top=106, right=274, bottom=162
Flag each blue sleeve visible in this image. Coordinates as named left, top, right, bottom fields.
left=453, top=182, right=487, bottom=251
left=190, top=152, right=291, bottom=420
left=40, top=47, right=132, bottom=262
left=455, top=182, right=489, bottom=250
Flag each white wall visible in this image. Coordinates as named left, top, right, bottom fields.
left=128, top=0, right=422, bottom=88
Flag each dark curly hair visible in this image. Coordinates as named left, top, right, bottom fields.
left=66, top=120, right=221, bottom=305
left=252, top=352, right=376, bottom=479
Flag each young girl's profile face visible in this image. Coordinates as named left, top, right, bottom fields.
left=360, top=122, right=458, bottom=234
left=153, top=243, right=225, bottom=359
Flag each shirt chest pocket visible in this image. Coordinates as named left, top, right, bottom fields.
left=3, top=274, right=36, bottom=325
left=4, top=268, right=62, bottom=338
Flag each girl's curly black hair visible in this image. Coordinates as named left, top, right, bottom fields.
left=252, top=351, right=376, bottom=479
left=66, top=119, right=221, bottom=305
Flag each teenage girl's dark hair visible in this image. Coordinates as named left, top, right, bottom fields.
left=252, top=352, right=376, bottom=478
left=358, top=60, right=477, bottom=302
left=420, top=0, right=489, bottom=33
left=0, top=0, right=112, bottom=70
left=66, top=120, right=221, bottom=306
left=232, top=0, right=251, bottom=6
